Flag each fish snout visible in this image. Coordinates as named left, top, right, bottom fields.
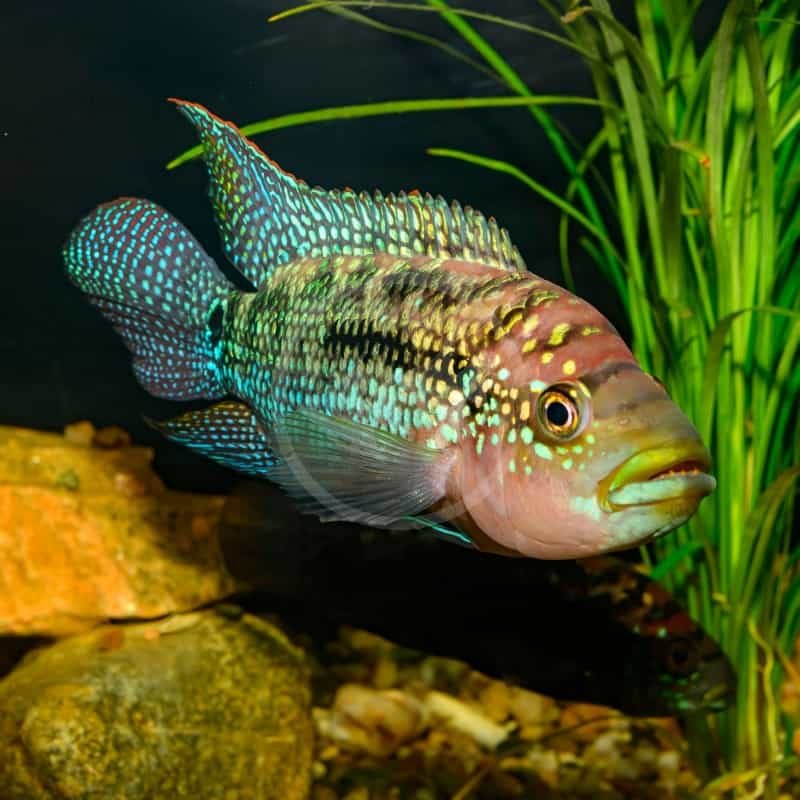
left=596, top=392, right=715, bottom=517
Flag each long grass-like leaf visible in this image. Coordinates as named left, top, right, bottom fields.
left=699, top=306, right=800, bottom=439
left=325, top=5, right=500, bottom=82
left=736, top=466, right=800, bottom=642
left=425, top=146, right=626, bottom=267
left=269, top=1, right=596, bottom=57
left=167, top=94, right=613, bottom=168
left=591, top=1, right=669, bottom=305
left=423, top=0, right=624, bottom=290
left=649, top=538, right=706, bottom=581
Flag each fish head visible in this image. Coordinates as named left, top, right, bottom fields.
left=453, top=295, right=716, bottom=558
left=573, top=616, right=737, bottom=716
left=563, top=558, right=737, bottom=715
left=638, top=625, right=737, bottom=714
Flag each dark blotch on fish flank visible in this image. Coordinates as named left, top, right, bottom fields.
left=252, top=284, right=292, bottom=349
left=465, top=275, right=517, bottom=304
left=382, top=269, right=436, bottom=303
left=462, top=383, right=484, bottom=418
left=208, top=303, right=224, bottom=345
left=324, top=320, right=412, bottom=372
left=323, top=317, right=466, bottom=391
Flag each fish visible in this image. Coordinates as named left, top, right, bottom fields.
left=221, top=482, right=736, bottom=716
left=63, top=99, right=716, bottom=558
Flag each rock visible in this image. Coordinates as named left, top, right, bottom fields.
left=0, top=635, right=50, bottom=679
left=0, top=424, right=237, bottom=635
left=315, top=684, right=428, bottom=756
left=0, top=610, right=312, bottom=800
left=558, top=702, right=621, bottom=742
left=0, top=423, right=161, bottom=495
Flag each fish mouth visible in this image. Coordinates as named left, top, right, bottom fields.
left=600, top=443, right=716, bottom=513
left=701, top=681, right=736, bottom=712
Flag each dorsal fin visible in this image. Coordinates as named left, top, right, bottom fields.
left=172, top=99, right=526, bottom=288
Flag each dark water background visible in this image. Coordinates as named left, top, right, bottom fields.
left=2, top=1, right=724, bottom=491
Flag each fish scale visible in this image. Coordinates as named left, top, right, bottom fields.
left=63, top=99, right=716, bottom=558
left=214, top=250, right=611, bottom=467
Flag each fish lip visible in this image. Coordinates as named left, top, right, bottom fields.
left=600, top=443, right=715, bottom=512
left=702, top=683, right=736, bottom=711
left=685, top=672, right=737, bottom=712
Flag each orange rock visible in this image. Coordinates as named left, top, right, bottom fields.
left=91, top=425, right=132, bottom=449
left=0, top=425, right=238, bottom=636
left=0, top=425, right=163, bottom=496
left=63, top=420, right=95, bottom=447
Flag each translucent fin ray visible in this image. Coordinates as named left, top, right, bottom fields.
left=269, top=408, right=444, bottom=528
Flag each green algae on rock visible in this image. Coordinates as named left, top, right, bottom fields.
left=0, top=610, right=312, bottom=800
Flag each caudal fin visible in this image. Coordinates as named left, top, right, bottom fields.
left=63, top=198, right=234, bottom=401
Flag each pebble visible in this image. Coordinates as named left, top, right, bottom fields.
left=63, top=420, right=95, bottom=446
left=479, top=680, right=512, bottom=722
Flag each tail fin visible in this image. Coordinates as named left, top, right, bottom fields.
left=63, top=198, right=234, bottom=401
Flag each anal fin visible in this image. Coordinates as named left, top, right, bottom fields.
left=147, top=401, right=274, bottom=477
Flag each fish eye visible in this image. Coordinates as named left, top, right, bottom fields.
left=664, top=638, right=698, bottom=675
left=537, top=384, right=584, bottom=440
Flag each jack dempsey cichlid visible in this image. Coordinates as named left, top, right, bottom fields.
left=63, top=100, right=716, bottom=558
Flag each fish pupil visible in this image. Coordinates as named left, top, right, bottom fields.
left=546, top=401, right=570, bottom=427
left=672, top=647, right=689, bottom=665
left=665, top=639, right=697, bottom=674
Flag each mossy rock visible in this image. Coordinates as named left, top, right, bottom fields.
left=0, top=610, right=312, bottom=800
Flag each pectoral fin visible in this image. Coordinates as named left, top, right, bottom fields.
left=269, top=409, right=447, bottom=528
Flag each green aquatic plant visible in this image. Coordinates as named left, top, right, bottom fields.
left=171, top=0, right=800, bottom=791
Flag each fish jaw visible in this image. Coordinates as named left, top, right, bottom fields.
left=596, top=440, right=716, bottom=543
left=579, top=369, right=716, bottom=552
left=600, top=442, right=715, bottom=511
left=585, top=439, right=715, bottom=553
left=450, top=440, right=715, bottom=559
